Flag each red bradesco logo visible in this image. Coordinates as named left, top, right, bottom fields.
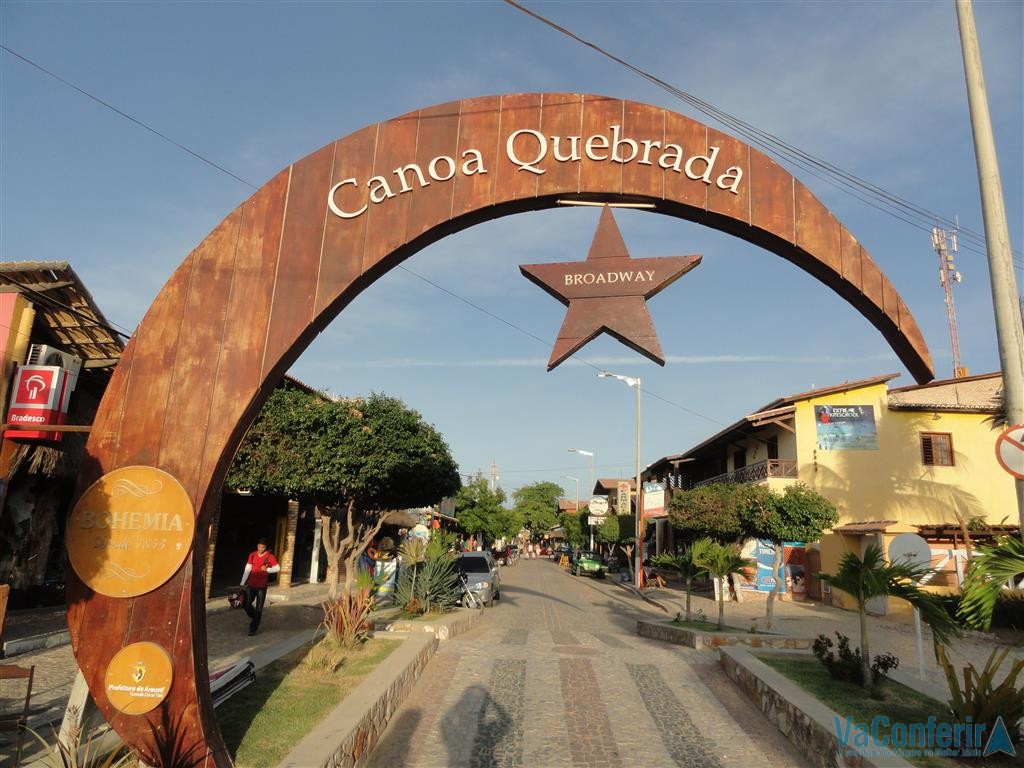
left=5, top=365, right=68, bottom=441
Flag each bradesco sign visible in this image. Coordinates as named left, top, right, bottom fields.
left=5, top=365, right=68, bottom=441
left=327, top=124, right=745, bottom=219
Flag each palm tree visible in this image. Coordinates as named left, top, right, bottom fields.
left=958, top=536, right=1024, bottom=630
left=819, top=543, right=959, bottom=687
left=693, top=539, right=754, bottom=630
left=652, top=543, right=708, bottom=623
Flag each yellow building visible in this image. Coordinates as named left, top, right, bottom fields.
left=646, top=372, right=1015, bottom=616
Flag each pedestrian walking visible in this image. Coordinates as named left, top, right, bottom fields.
left=240, top=537, right=280, bottom=636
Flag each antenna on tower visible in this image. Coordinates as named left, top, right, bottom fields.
left=490, top=459, right=499, bottom=492
left=931, top=226, right=968, bottom=378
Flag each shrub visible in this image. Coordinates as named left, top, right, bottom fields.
left=812, top=632, right=899, bottom=689
left=938, top=645, right=1024, bottom=744
left=321, top=567, right=378, bottom=649
left=813, top=632, right=863, bottom=683
left=394, top=534, right=460, bottom=616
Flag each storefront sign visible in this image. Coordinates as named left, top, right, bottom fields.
left=588, top=496, right=609, bottom=515
left=616, top=481, right=631, bottom=513
left=105, top=642, right=174, bottom=715
left=327, top=124, right=744, bottom=220
left=814, top=405, right=878, bottom=450
left=5, top=365, right=68, bottom=441
left=67, top=466, right=195, bottom=598
left=642, top=482, right=666, bottom=518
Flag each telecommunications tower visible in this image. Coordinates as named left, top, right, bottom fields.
left=931, top=227, right=968, bottom=379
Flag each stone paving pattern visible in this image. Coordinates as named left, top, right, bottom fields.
left=368, top=560, right=807, bottom=768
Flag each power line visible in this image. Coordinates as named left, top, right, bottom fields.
left=502, top=0, right=1023, bottom=270
left=0, top=44, right=257, bottom=190
left=0, top=274, right=132, bottom=340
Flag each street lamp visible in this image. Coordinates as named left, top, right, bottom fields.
left=597, top=371, right=643, bottom=589
left=567, top=448, right=595, bottom=497
left=562, top=474, right=592, bottom=550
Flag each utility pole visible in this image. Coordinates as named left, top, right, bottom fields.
left=489, top=459, right=499, bottom=492
left=931, top=227, right=968, bottom=378
left=956, top=0, right=1024, bottom=540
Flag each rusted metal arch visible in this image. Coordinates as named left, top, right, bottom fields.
left=66, top=93, right=933, bottom=765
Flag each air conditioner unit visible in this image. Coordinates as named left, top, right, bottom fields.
left=27, top=344, right=82, bottom=393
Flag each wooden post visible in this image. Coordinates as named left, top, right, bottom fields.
left=204, top=498, right=221, bottom=600
left=278, top=500, right=299, bottom=589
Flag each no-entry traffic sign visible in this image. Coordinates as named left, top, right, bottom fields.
left=995, top=424, right=1024, bottom=480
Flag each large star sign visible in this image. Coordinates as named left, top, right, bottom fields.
left=520, top=206, right=701, bottom=371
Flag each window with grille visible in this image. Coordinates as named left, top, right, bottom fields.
left=921, top=433, right=954, bottom=466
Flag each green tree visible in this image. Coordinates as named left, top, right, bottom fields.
left=652, top=545, right=707, bottom=622
left=227, top=388, right=460, bottom=597
left=512, top=481, right=562, bottom=533
left=692, top=538, right=754, bottom=630
left=958, top=536, right=1024, bottom=630
left=560, top=511, right=586, bottom=547
left=668, top=483, right=744, bottom=542
left=819, top=543, right=959, bottom=687
left=455, top=478, right=520, bottom=544
left=738, top=484, right=838, bottom=629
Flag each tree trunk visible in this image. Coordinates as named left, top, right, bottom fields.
left=717, top=579, right=726, bottom=629
left=684, top=577, right=692, bottom=622
left=859, top=605, right=872, bottom=687
left=622, top=544, right=635, bottom=581
left=319, top=509, right=343, bottom=599
left=766, top=541, right=783, bottom=630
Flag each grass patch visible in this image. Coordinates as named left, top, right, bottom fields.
left=759, top=655, right=964, bottom=768
left=666, top=618, right=748, bottom=633
left=217, top=638, right=400, bottom=768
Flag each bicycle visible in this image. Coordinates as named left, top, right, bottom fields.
left=458, top=571, right=484, bottom=610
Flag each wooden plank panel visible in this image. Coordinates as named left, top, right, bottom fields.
left=406, top=102, right=461, bottom=243
left=537, top=93, right=584, bottom=196
left=159, top=209, right=241, bottom=488
left=706, top=128, right=749, bottom=222
left=493, top=93, right=542, bottom=203
left=360, top=114, right=420, bottom=273
left=111, top=254, right=194, bottom=468
left=621, top=102, right=664, bottom=199
left=261, top=143, right=335, bottom=378
left=882, top=275, right=899, bottom=319
left=201, top=173, right=289, bottom=485
left=452, top=96, right=500, bottom=216
left=861, top=257, right=884, bottom=310
left=316, top=128, right=378, bottom=317
left=749, top=149, right=793, bottom=239
left=663, top=112, right=707, bottom=210
left=578, top=96, right=623, bottom=195
left=840, top=229, right=863, bottom=289
left=794, top=183, right=841, bottom=274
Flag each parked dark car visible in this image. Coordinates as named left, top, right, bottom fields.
left=455, top=552, right=501, bottom=607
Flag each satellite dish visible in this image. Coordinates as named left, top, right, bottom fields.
left=888, top=533, right=932, bottom=571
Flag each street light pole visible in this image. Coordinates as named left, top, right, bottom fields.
left=598, top=371, right=643, bottom=589
left=568, top=448, right=595, bottom=497
left=562, top=475, right=588, bottom=548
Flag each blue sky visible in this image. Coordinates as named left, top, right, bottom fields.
left=2, top=1, right=1021, bottom=496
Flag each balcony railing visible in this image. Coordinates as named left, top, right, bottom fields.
left=692, top=459, right=798, bottom=488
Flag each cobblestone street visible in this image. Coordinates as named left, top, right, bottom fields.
left=368, top=559, right=805, bottom=768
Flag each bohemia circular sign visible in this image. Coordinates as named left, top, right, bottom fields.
left=67, top=466, right=195, bottom=597
left=105, top=641, right=175, bottom=715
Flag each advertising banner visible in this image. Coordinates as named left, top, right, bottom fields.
left=616, top=481, right=631, bottom=513
left=814, top=404, right=878, bottom=450
left=642, top=482, right=666, bottom=518
left=5, top=365, right=68, bottom=441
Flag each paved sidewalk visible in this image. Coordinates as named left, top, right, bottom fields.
left=637, top=580, right=1024, bottom=686
left=369, top=559, right=806, bottom=768
left=0, top=582, right=332, bottom=736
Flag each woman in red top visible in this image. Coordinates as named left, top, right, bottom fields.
left=240, top=538, right=280, bottom=635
